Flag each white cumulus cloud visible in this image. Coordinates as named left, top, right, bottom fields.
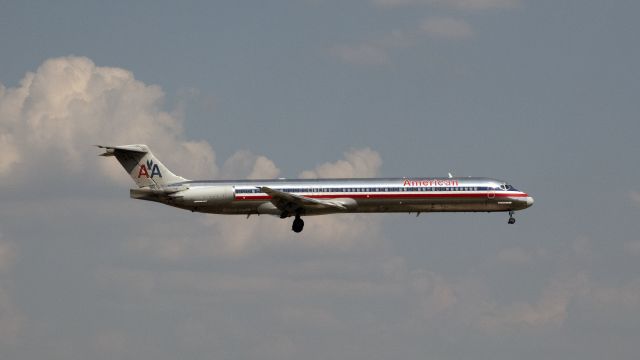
left=0, top=56, right=218, bottom=183
left=221, top=150, right=280, bottom=179
left=299, top=148, right=382, bottom=178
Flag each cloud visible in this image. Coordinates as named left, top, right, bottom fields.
left=420, top=17, right=474, bottom=40
left=331, top=0, right=519, bottom=66
left=330, top=16, right=472, bottom=66
left=0, top=56, right=220, bottom=184
left=299, top=148, right=382, bottom=178
left=0, top=133, right=20, bottom=175
left=479, top=273, right=589, bottom=330
left=221, top=150, right=280, bottom=179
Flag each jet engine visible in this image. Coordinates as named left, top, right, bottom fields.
left=173, top=186, right=235, bottom=206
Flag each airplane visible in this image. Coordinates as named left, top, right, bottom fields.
left=98, top=144, right=534, bottom=233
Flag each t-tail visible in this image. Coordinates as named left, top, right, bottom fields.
left=97, top=144, right=187, bottom=188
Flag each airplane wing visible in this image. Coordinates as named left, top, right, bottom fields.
left=259, top=186, right=349, bottom=214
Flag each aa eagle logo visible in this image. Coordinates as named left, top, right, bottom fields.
left=137, top=160, right=162, bottom=178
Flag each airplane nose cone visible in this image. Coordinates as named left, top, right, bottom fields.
left=526, top=196, right=534, bottom=207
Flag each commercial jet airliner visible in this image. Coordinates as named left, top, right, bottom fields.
left=99, top=144, right=534, bottom=233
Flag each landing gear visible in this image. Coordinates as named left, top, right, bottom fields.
left=508, top=211, right=516, bottom=224
left=292, top=215, right=304, bottom=233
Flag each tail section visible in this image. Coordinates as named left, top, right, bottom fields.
left=97, top=144, right=188, bottom=188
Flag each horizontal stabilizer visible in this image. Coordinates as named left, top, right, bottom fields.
left=130, top=186, right=187, bottom=200
left=96, top=144, right=148, bottom=157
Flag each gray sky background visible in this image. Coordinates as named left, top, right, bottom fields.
left=1, top=1, right=639, bottom=359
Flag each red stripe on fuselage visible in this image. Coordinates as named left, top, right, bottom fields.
left=234, top=192, right=529, bottom=201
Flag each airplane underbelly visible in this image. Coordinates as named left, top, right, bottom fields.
left=354, top=196, right=502, bottom=213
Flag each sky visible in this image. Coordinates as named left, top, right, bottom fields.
left=1, top=0, right=639, bottom=359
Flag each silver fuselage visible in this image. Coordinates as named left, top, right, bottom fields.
left=132, top=177, right=534, bottom=217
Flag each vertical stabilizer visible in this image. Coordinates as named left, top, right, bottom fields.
left=97, top=144, right=187, bottom=188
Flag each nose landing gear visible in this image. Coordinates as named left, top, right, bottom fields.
left=508, top=211, right=516, bottom=224
left=292, top=215, right=304, bottom=233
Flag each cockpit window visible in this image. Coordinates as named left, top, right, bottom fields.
left=499, top=184, right=515, bottom=191
left=502, top=184, right=518, bottom=191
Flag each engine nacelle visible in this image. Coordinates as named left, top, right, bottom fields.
left=174, top=186, right=234, bottom=206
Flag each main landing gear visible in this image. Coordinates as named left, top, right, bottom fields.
left=280, top=210, right=305, bottom=233
left=292, top=215, right=304, bottom=233
left=508, top=211, right=516, bottom=224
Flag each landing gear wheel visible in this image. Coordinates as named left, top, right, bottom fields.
left=508, top=211, right=516, bottom=224
left=292, top=216, right=304, bottom=233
